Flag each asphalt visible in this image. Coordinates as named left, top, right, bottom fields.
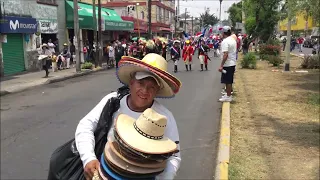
left=1, top=53, right=223, bottom=180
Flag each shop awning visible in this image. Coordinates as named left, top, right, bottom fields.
left=65, top=1, right=133, bottom=31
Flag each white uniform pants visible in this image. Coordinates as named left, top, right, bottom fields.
left=66, top=58, right=70, bottom=68
left=199, top=55, right=205, bottom=64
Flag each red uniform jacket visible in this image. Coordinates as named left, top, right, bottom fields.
left=182, top=45, right=194, bottom=62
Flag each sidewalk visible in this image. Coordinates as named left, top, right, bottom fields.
left=0, top=65, right=107, bottom=96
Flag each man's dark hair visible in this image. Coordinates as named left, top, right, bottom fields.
left=224, top=30, right=232, bottom=36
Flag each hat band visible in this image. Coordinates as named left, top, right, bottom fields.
left=133, top=122, right=164, bottom=140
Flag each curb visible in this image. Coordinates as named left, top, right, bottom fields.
left=0, top=67, right=107, bottom=97
left=214, top=102, right=231, bottom=180
left=290, top=53, right=304, bottom=58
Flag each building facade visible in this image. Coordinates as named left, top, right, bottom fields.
left=0, top=0, right=60, bottom=76
left=97, top=0, right=175, bottom=37
left=279, top=12, right=316, bottom=35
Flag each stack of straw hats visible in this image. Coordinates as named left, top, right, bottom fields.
left=98, top=108, right=179, bottom=180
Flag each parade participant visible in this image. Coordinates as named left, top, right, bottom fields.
left=171, top=40, right=181, bottom=73
left=129, top=41, right=140, bottom=59
left=182, top=40, right=194, bottom=71
left=145, top=39, right=157, bottom=55
left=155, top=38, right=163, bottom=55
left=198, top=40, right=210, bottom=71
left=162, top=41, right=167, bottom=60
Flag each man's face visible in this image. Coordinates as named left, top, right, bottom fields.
left=129, top=77, right=160, bottom=108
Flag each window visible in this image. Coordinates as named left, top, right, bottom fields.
left=37, top=0, right=56, bottom=5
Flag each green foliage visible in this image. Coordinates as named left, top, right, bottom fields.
left=81, top=62, right=93, bottom=69
left=266, top=55, right=284, bottom=66
left=241, top=52, right=257, bottom=69
left=308, top=93, right=320, bottom=106
left=227, top=2, right=242, bottom=28
left=301, top=55, right=320, bottom=69
left=259, top=44, right=281, bottom=56
left=242, top=0, right=282, bottom=42
left=200, top=10, right=219, bottom=26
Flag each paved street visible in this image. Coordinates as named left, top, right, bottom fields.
left=1, top=53, right=223, bottom=179
left=290, top=46, right=313, bottom=56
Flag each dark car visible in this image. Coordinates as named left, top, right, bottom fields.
left=303, top=38, right=313, bottom=48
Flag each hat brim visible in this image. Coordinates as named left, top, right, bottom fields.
left=116, top=60, right=180, bottom=98
left=119, top=56, right=182, bottom=87
left=115, top=114, right=178, bottom=154
left=108, top=141, right=167, bottom=169
left=104, top=142, right=166, bottom=174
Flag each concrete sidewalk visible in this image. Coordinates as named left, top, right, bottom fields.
left=0, top=65, right=108, bottom=96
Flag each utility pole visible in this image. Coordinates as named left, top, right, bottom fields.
left=191, top=16, right=194, bottom=35
left=219, top=0, right=222, bottom=22
left=284, top=6, right=292, bottom=71
left=148, top=0, right=152, bottom=39
left=73, top=0, right=81, bottom=72
left=184, top=8, right=187, bottom=32
left=98, top=0, right=102, bottom=67
left=174, top=6, right=177, bottom=38
left=92, top=0, right=98, bottom=68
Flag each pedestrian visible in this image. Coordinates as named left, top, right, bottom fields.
left=282, top=38, right=287, bottom=51
left=182, top=40, right=194, bottom=71
left=108, top=43, right=115, bottom=67
left=171, top=40, right=181, bottom=73
left=47, top=53, right=182, bottom=180
left=61, top=43, right=71, bottom=69
left=38, top=43, right=52, bottom=78
left=297, top=36, right=304, bottom=52
left=115, top=42, right=125, bottom=68
left=218, top=26, right=237, bottom=102
left=242, top=34, right=249, bottom=55
left=47, top=39, right=56, bottom=55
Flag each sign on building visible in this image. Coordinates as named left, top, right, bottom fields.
left=0, top=16, right=37, bottom=33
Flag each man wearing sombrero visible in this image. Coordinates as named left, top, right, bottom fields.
left=74, top=53, right=182, bottom=179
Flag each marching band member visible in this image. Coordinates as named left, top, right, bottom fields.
left=182, top=40, right=194, bottom=71
left=171, top=40, right=181, bottom=73
left=198, top=40, right=210, bottom=71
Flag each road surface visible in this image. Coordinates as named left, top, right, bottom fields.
left=1, top=53, right=223, bottom=179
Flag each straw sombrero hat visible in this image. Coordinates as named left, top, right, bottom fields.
left=116, top=53, right=181, bottom=98
left=108, top=141, right=167, bottom=169
left=115, top=108, right=178, bottom=154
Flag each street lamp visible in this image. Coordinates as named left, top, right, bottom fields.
left=136, top=3, right=140, bottom=38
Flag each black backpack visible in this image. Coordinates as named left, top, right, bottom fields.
left=47, top=86, right=130, bottom=180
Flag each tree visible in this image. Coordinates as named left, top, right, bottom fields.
left=199, top=10, right=219, bottom=27
left=242, top=0, right=282, bottom=42
left=227, top=2, right=242, bottom=28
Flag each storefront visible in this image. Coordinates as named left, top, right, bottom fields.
left=38, top=19, right=58, bottom=44
left=65, top=0, right=134, bottom=42
left=0, top=16, right=37, bottom=75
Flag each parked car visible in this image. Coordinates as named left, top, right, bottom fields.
left=303, top=38, right=313, bottom=48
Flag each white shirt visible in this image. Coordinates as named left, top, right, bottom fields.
left=221, top=36, right=237, bottom=67
left=48, top=42, right=56, bottom=53
left=75, top=92, right=181, bottom=180
left=108, top=46, right=114, bottom=58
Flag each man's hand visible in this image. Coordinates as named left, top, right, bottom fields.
left=84, top=160, right=100, bottom=180
left=218, top=66, right=223, bottom=72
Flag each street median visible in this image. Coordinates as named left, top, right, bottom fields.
left=214, top=102, right=231, bottom=180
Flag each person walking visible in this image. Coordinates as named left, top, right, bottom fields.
left=171, top=40, right=181, bottom=73
left=38, top=43, right=52, bottom=78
